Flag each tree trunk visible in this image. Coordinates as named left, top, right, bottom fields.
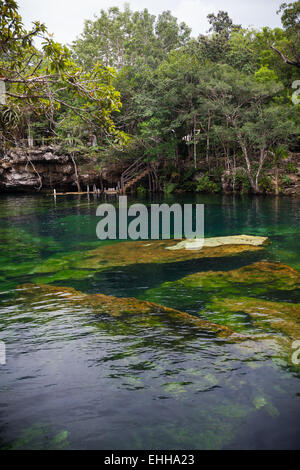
left=241, top=145, right=257, bottom=192
left=237, top=133, right=259, bottom=193
left=254, top=148, right=266, bottom=193
left=71, top=154, right=81, bottom=192
left=27, top=121, right=33, bottom=148
left=206, top=113, right=211, bottom=169
left=193, top=115, right=197, bottom=169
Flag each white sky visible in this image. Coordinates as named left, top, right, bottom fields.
left=18, top=0, right=283, bottom=46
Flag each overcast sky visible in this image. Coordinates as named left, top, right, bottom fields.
left=18, top=0, right=283, bottom=45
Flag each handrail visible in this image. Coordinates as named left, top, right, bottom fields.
left=122, top=165, right=145, bottom=183
left=122, top=163, right=146, bottom=183
left=121, top=157, right=144, bottom=179
left=120, top=158, right=151, bottom=192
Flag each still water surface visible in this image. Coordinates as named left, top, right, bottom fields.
left=0, top=194, right=299, bottom=450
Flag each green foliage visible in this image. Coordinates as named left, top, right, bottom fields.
left=259, top=173, right=274, bottom=193
left=255, top=65, right=279, bottom=82
left=286, top=162, right=298, bottom=173
left=164, top=182, right=177, bottom=194
left=196, top=175, right=221, bottom=193
left=72, top=5, right=191, bottom=69
left=281, top=174, right=292, bottom=186
left=0, top=0, right=126, bottom=148
left=137, top=186, right=147, bottom=196
left=1, top=1, right=300, bottom=194
left=234, top=170, right=252, bottom=193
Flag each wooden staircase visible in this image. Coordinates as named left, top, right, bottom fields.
left=120, top=158, right=151, bottom=194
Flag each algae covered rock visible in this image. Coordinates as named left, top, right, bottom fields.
left=168, top=261, right=300, bottom=292
left=18, top=283, right=238, bottom=338
left=206, top=296, right=300, bottom=339
left=143, top=261, right=300, bottom=338
left=143, top=260, right=300, bottom=312
left=31, top=238, right=266, bottom=284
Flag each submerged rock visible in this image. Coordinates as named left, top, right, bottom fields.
left=31, top=239, right=266, bottom=283
left=206, top=296, right=300, bottom=340
left=165, top=261, right=300, bottom=291
left=143, top=261, right=300, bottom=340
left=166, top=235, right=269, bottom=251
left=18, top=283, right=238, bottom=338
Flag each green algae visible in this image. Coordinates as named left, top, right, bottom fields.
left=17, top=283, right=237, bottom=338
left=253, top=396, right=267, bottom=409
left=163, top=382, right=189, bottom=398
left=1, top=424, right=70, bottom=450
left=143, top=261, right=300, bottom=336
left=147, top=261, right=300, bottom=297
left=206, top=296, right=300, bottom=339
left=33, top=269, right=93, bottom=284
left=0, top=226, right=65, bottom=291
left=26, top=239, right=265, bottom=285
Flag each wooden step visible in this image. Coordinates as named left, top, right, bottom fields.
left=123, top=168, right=151, bottom=192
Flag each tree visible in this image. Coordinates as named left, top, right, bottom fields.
left=270, top=1, right=300, bottom=68
left=72, top=6, right=191, bottom=70
left=207, top=11, right=241, bottom=38
left=202, top=65, right=299, bottom=192
left=0, top=0, right=125, bottom=147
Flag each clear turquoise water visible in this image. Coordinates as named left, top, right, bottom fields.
left=0, top=193, right=299, bottom=450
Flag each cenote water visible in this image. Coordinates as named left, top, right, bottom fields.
left=0, top=193, right=299, bottom=450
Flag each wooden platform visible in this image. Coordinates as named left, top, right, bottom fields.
left=104, top=189, right=119, bottom=195
left=53, top=191, right=91, bottom=196
left=52, top=190, right=119, bottom=196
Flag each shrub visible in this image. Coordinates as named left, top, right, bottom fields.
left=137, top=186, right=147, bottom=196
left=164, top=183, right=177, bottom=194
left=234, top=170, right=251, bottom=193
left=286, top=162, right=298, bottom=174
left=196, top=175, right=221, bottom=193
left=281, top=175, right=292, bottom=187
left=259, top=173, right=273, bottom=193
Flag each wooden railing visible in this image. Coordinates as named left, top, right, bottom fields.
left=120, top=157, right=149, bottom=193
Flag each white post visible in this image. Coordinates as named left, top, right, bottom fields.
left=0, top=80, right=6, bottom=105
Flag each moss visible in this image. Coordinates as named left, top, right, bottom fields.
left=206, top=296, right=300, bottom=339
left=144, top=261, right=300, bottom=331
left=33, top=269, right=93, bottom=284
left=253, top=396, right=280, bottom=417
left=163, top=382, right=189, bottom=398
left=1, top=424, right=70, bottom=450
left=171, top=261, right=300, bottom=291
left=30, top=239, right=265, bottom=284
left=253, top=396, right=267, bottom=409
left=18, top=283, right=237, bottom=338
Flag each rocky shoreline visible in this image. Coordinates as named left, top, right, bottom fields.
left=0, top=147, right=299, bottom=195
left=0, top=147, right=107, bottom=193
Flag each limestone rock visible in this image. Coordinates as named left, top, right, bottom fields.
left=166, top=235, right=269, bottom=251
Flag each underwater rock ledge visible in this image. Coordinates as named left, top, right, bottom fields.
left=31, top=238, right=268, bottom=283
left=18, top=283, right=240, bottom=339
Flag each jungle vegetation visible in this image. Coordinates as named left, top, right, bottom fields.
left=1, top=0, right=300, bottom=194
